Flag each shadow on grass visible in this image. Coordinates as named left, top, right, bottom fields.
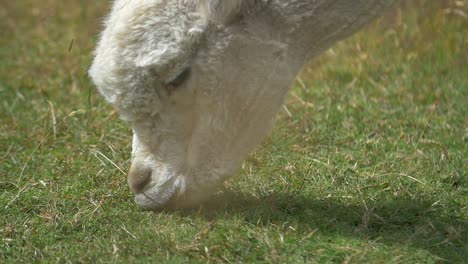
left=180, top=189, right=466, bottom=262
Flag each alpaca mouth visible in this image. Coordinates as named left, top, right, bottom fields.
left=134, top=179, right=180, bottom=210
left=133, top=173, right=217, bottom=210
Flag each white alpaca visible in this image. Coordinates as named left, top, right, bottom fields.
left=90, top=0, right=395, bottom=209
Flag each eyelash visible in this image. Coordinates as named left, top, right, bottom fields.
left=166, top=66, right=192, bottom=91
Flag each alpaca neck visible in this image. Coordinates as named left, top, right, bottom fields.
left=243, top=0, right=395, bottom=61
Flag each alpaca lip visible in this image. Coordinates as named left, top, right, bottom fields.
left=133, top=179, right=179, bottom=210
left=134, top=190, right=174, bottom=210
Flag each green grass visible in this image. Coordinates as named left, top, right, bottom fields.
left=1, top=1, right=467, bottom=263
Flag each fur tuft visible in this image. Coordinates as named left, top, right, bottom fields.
left=196, top=0, right=243, bottom=23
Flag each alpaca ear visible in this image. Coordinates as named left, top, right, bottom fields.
left=197, top=0, right=243, bottom=23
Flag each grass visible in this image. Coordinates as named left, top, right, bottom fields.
left=0, top=1, right=467, bottom=263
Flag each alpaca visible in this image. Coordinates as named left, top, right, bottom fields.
left=89, top=0, right=395, bottom=209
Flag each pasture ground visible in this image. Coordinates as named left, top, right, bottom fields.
left=1, top=1, right=467, bottom=263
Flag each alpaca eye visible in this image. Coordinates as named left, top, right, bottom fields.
left=166, top=66, right=191, bottom=89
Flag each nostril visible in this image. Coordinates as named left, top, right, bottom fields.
left=127, top=166, right=152, bottom=194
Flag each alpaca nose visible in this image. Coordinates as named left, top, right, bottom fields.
left=127, top=165, right=152, bottom=193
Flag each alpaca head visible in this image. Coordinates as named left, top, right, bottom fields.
left=90, top=0, right=393, bottom=209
